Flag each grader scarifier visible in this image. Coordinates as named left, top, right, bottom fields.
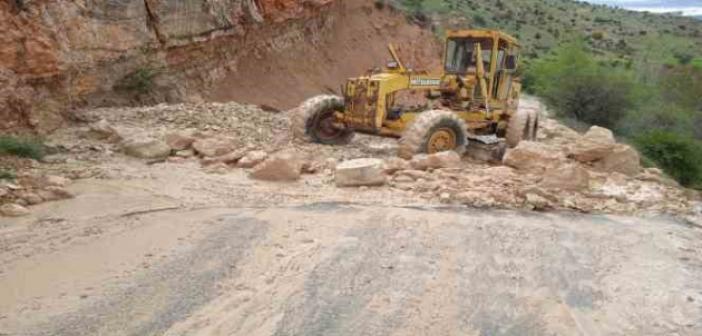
left=293, top=30, right=538, bottom=158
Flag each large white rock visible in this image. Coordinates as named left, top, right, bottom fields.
left=123, top=136, right=171, bottom=159
left=540, top=164, right=590, bottom=191
left=250, top=151, right=302, bottom=182
left=595, top=144, right=641, bottom=176
left=503, top=141, right=565, bottom=173
left=568, top=126, right=616, bottom=163
left=335, top=158, right=386, bottom=187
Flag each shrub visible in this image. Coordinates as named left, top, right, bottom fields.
left=635, top=130, right=702, bottom=187
left=0, top=169, right=15, bottom=181
left=524, top=42, right=635, bottom=129
left=118, top=67, right=157, bottom=94
left=0, top=136, right=45, bottom=160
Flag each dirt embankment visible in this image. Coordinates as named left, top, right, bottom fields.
left=0, top=0, right=437, bottom=133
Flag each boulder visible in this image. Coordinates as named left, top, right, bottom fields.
left=595, top=144, right=641, bottom=176
left=383, top=157, right=411, bottom=174
left=89, top=119, right=122, bottom=142
left=335, top=158, right=386, bottom=187
left=44, top=175, right=71, bottom=187
left=540, top=164, right=590, bottom=191
left=410, top=151, right=462, bottom=170
left=237, top=150, right=268, bottom=168
left=123, top=136, right=171, bottom=159
left=250, top=151, right=303, bottom=182
left=503, top=141, right=565, bottom=173
left=16, top=191, right=43, bottom=205
left=568, top=126, right=616, bottom=163
left=525, top=193, right=552, bottom=211
left=0, top=203, right=30, bottom=217
left=165, top=132, right=196, bottom=151
left=192, top=137, right=237, bottom=158
left=38, top=187, right=74, bottom=201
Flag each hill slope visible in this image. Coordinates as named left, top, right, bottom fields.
left=401, top=0, right=702, bottom=66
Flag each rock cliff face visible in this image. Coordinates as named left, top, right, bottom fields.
left=0, top=0, right=337, bottom=132
left=0, top=0, right=440, bottom=134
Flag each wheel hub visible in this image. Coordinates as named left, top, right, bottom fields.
left=427, top=128, right=457, bottom=154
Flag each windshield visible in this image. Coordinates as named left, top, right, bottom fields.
left=445, top=37, right=494, bottom=74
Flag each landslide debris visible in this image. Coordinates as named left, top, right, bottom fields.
left=1, top=98, right=700, bottom=219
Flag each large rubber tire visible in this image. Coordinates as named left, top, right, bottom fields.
left=505, top=108, right=532, bottom=148
left=292, top=95, right=354, bottom=145
left=398, top=110, right=468, bottom=159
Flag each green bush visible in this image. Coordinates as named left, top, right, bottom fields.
left=635, top=130, right=702, bottom=187
left=0, top=169, right=15, bottom=181
left=0, top=136, right=45, bottom=160
left=118, top=67, right=157, bottom=94
left=524, top=42, right=635, bottom=129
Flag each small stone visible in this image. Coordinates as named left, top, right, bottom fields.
left=439, top=192, right=451, bottom=202
left=18, top=192, right=43, bottom=205
left=525, top=193, right=551, bottom=211
left=192, top=137, right=237, bottom=158
left=410, top=151, right=462, bottom=170
left=89, top=119, right=121, bottom=142
left=0, top=203, right=30, bottom=217
left=44, top=175, right=71, bottom=187
left=175, top=149, right=195, bottom=158
left=237, top=150, right=268, bottom=168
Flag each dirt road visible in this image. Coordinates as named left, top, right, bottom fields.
left=2, top=177, right=701, bottom=336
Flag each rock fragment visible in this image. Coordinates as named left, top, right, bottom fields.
left=335, top=158, right=386, bottom=187
left=0, top=203, right=30, bottom=217
left=250, top=151, right=303, bottom=182
left=123, top=136, right=171, bottom=159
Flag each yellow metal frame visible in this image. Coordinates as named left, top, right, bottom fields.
left=339, top=29, right=521, bottom=137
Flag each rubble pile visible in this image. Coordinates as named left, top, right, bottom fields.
left=2, top=99, right=700, bottom=218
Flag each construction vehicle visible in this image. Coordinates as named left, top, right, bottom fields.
left=292, top=29, right=538, bottom=158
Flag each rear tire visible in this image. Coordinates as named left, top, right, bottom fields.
left=292, top=95, right=354, bottom=145
left=398, top=110, right=468, bottom=159
left=505, top=108, right=532, bottom=148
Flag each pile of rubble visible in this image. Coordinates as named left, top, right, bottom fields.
left=2, top=100, right=699, bottom=218
left=0, top=173, right=73, bottom=217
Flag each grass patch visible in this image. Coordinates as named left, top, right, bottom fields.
left=0, top=136, right=45, bottom=160
left=0, top=169, right=15, bottom=181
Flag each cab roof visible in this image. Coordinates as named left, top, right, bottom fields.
left=445, top=29, right=520, bottom=46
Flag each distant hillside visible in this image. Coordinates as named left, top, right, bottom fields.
left=397, top=0, right=702, bottom=67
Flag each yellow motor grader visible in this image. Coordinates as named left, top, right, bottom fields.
left=293, top=29, right=538, bottom=158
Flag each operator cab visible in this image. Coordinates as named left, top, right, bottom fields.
left=443, top=30, right=520, bottom=101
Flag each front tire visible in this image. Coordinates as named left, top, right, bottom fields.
left=398, top=110, right=468, bottom=159
left=292, top=95, right=354, bottom=145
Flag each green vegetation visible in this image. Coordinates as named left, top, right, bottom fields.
left=0, top=136, right=45, bottom=160
left=118, top=67, right=157, bottom=94
left=0, top=169, right=15, bottom=181
left=635, top=131, right=702, bottom=187
left=392, top=0, right=702, bottom=187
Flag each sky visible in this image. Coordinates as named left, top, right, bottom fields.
left=583, top=0, right=702, bottom=16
